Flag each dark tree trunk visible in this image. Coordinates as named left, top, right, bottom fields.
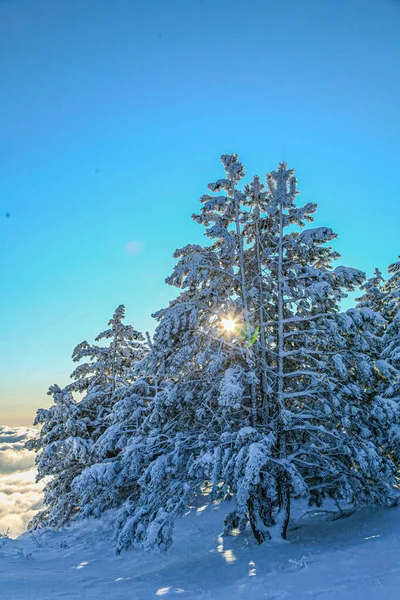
left=247, top=487, right=273, bottom=544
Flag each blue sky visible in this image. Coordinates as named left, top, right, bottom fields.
left=1, top=0, right=399, bottom=425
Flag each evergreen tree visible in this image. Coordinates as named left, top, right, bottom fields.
left=255, top=165, right=396, bottom=537
left=115, top=154, right=257, bottom=552
left=355, top=268, right=387, bottom=359
left=114, top=156, right=399, bottom=554
left=27, top=305, right=145, bottom=528
left=380, top=257, right=400, bottom=457
left=384, top=257, right=400, bottom=324
left=356, top=268, right=386, bottom=314
left=26, top=384, right=84, bottom=528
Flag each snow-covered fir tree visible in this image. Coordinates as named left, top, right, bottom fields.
left=26, top=384, right=83, bottom=529
left=356, top=261, right=400, bottom=454
left=115, top=154, right=258, bottom=552
left=384, top=257, right=400, bottom=324
left=219, top=162, right=398, bottom=540
left=355, top=267, right=391, bottom=387
left=379, top=257, right=400, bottom=458
left=356, top=268, right=386, bottom=315
left=113, top=156, right=399, bottom=553
left=27, top=305, right=145, bottom=528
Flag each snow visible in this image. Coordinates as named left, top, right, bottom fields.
left=2, top=501, right=400, bottom=599
left=298, top=227, right=336, bottom=245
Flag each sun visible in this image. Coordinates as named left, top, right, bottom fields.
left=222, top=317, right=235, bottom=332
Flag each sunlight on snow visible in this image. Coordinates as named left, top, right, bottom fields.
left=156, top=589, right=185, bottom=596
left=75, top=561, right=88, bottom=570
left=115, top=577, right=132, bottom=582
left=231, top=528, right=240, bottom=537
left=217, top=535, right=224, bottom=553
left=156, top=587, right=171, bottom=596
left=364, top=535, right=381, bottom=540
left=222, top=549, right=236, bottom=564
left=196, top=504, right=208, bottom=513
left=248, top=560, right=256, bottom=577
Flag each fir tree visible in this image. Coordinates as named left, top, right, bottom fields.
left=356, top=268, right=386, bottom=314
left=380, top=257, right=400, bottom=459
left=114, top=156, right=399, bottom=553
left=26, top=384, right=84, bottom=528
left=384, top=257, right=400, bottom=325
left=27, top=305, right=145, bottom=528
left=115, top=154, right=262, bottom=552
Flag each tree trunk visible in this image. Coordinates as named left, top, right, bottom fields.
left=234, top=192, right=249, bottom=320
left=247, top=493, right=272, bottom=544
left=277, top=199, right=290, bottom=540
left=279, top=478, right=291, bottom=540
left=255, top=212, right=269, bottom=422
left=111, top=326, right=117, bottom=394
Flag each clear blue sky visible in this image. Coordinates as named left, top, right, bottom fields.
left=1, top=0, right=399, bottom=425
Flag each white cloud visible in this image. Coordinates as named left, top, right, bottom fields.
left=0, top=426, right=43, bottom=537
left=0, top=447, right=36, bottom=475
left=0, top=426, right=36, bottom=444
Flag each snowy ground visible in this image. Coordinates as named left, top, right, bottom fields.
left=1, top=499, right=400, bottom=600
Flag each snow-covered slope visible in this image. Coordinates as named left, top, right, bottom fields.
left=1, top=500, right=400, bottom=600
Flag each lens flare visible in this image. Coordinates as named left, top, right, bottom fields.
left=222, top=318, right=235, bottom=332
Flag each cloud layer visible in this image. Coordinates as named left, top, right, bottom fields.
left=0, top=426, right=43, bottom=537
